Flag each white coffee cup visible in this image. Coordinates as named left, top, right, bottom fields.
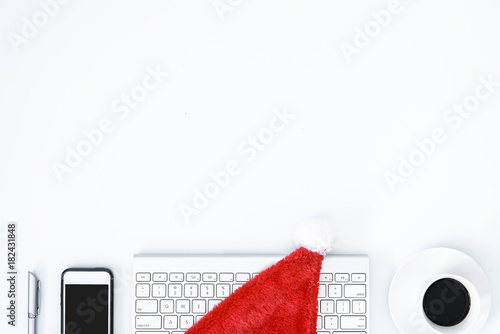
left=389, top=248, right=491, bottom=334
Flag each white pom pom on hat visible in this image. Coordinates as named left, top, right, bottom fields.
left=293, top=218, right=334, bottom=256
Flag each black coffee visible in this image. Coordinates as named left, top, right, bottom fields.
left=423, top=278, right=471, bottom=327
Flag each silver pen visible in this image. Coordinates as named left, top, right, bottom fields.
left=28, top=272, right=40, bottom=334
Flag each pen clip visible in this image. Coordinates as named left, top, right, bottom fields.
left=36, top=279, right=41, bottom=315
left=28, top=271, right=40, bottom=319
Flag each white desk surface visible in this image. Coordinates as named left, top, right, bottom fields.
left=1, top=1, right=499, bottom=333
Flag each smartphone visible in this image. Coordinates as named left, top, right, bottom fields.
left=61, top=268, right=113, bottom=334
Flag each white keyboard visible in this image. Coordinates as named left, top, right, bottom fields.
left=133, top=254, right=369, bottom=334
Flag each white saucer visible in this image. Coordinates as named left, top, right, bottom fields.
left=389, top=248, right=491, bottom=334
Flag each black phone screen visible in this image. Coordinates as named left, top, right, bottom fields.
left=64, top=284, right=109, bottom=334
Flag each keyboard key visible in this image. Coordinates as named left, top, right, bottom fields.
left=136, top=284, right=150, bottom=298
left=340, top=315, right=366, bottom=330
left=318, top=284, right=326, bottom=298
left=324, top=315, right=339, bottom=330
left=168, top=284, right=182, bottom=298
left=184, top=283, right=199, bottom=298
left=319, top=273, right=333, bottom=282
left=235, top=273, right=250, bottom=282
left=335, top=273, right=350, bottom=282
left=320, top=300, right=334, bottom=314
left=136, top=273, right=151, bottom=282
left=216, top=284, right=231, bottom=298
left=186, top=273, right=201, bottom=282
left=136, top=315, right=161, bottom=329
left=152, top=284, right=166, bottom=298
left=159, top=299, right=174, bottom=313
left=344, top=284, right=366, bottom=298
left=203, top=273, right=217, bottom=282
left=208, top=299, right=221, bottom=311
left=200, top=284, right=214, bottom=298
left=176, top=299, right=190, bottom=313
left=219, top=273, right=234, bottom=282
left=153, top=273, right=167, bottom=282
left=192, top=299, right=206, bottom=314
left=136, top=299, right=157, bottom=313
left=352, top=300, right=366, bottom=314
left=164, top=315, right=178, bottom=329
left=317, top=316, right=322, bottom=329
left=180, top=315, right=194, bottom=329
left=232, top=284, right=244, bottom=292
left=328, top=284, right=342, bottom=298
left=170, top=273, right=184, bottom=282
left=352, top=273, right=366, bottom=282
left=336, top=300, right=350, bottom=314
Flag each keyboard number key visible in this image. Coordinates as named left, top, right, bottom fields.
left=201, top=284, right=214, bottom=298
left=232, top=284, right=244, bottom=292
left=185, top=284, right=199, bottom=298
left=152, top=284, right=166, bottom=298
left=216, top=284, right=231, bottom=298
left=136, top=284, right=150, bottom=298
left=168, top=284, right=182, bottom=298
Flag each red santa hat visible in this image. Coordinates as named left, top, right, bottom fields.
left=185, top=218, right=333, bottom=334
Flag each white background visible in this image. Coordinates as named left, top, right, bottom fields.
left=1, top=0, right=499, bottom=333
